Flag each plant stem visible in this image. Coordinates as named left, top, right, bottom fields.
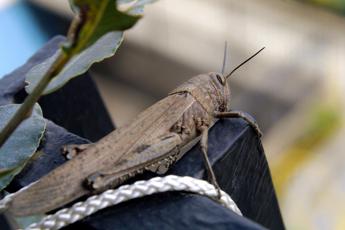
left=0, top=52, right=67, bottom=147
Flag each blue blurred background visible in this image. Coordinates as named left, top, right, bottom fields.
left=0, top=0, right=68, bottom=77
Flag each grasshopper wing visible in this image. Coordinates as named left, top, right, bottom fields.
left=87, top=131, right=185, bottom=191
left=6, top=93, right=196, bottom=216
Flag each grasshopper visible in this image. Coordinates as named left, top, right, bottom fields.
left=5, top=46, right=264, bottom=216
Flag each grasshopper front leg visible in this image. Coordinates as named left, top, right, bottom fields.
left=199, top=125, right=221, bottom=199
left=214, top=110, right=262, bottom=137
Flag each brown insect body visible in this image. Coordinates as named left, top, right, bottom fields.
left=7, top=72, right=232, bottom=216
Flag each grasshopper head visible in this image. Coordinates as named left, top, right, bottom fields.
left=208, top=46, right=265, bottom=113
left=172, top=48, right=265, bottom=114
left=207, top=72, right=231, bottom=112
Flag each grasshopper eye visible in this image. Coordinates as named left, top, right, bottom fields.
left=216, top=74, right=225, bottom=85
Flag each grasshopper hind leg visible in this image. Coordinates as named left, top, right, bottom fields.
left=85, top=133, right=183, bottom=192
left=199, top=126, right=222, bottom=199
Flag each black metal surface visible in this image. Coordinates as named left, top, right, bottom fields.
left=5, top=121, right=90, bottom=192
left=0, top=213, right=17, bottom=230
left=0, top=37, right=284, bottom=229
left=65, top=193, right=265, bottom=230
left=66, top=118, right=284, bottom=230
left=38, top=73, right=115, bottom=142
left=169, top=118, right=285, bottom=229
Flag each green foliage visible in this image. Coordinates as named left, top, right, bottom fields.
left=26, top=32, right=123, bottom=94
left=0, top=1, right=157, bottom=184
left=25, top=0, right=155, bottom=95
left=271, top=105, right=341, bottom=196
left=0, top=104, right=46, bottom=191
left=302, top=0, right=345, bottom=13
left=65, top=0, right=140, bottom=52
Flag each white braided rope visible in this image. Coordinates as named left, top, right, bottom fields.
left=24, top=175, right=241, bottom=230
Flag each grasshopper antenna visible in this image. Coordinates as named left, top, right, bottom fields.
left=225, top=47, right=265, bottom=79
left=221, top=41, right=228, bottom=75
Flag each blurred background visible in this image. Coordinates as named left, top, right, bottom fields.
left=0, top=0, right=344, bottom=229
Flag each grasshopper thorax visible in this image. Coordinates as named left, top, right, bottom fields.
left=170, top=72, right=230, bottom=114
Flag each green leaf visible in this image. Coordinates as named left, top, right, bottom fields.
left=26, top=32, right=123, bottom=94
left=25, top=0, right=155, bottom=95
left=117, top=0, right=158, bottom=16
left=66, top=0, right=139, bottom=51
left=0, top=104, right=46, bottom=191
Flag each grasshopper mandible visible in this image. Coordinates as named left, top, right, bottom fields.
left=5, top=47, right=264, bottom=216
